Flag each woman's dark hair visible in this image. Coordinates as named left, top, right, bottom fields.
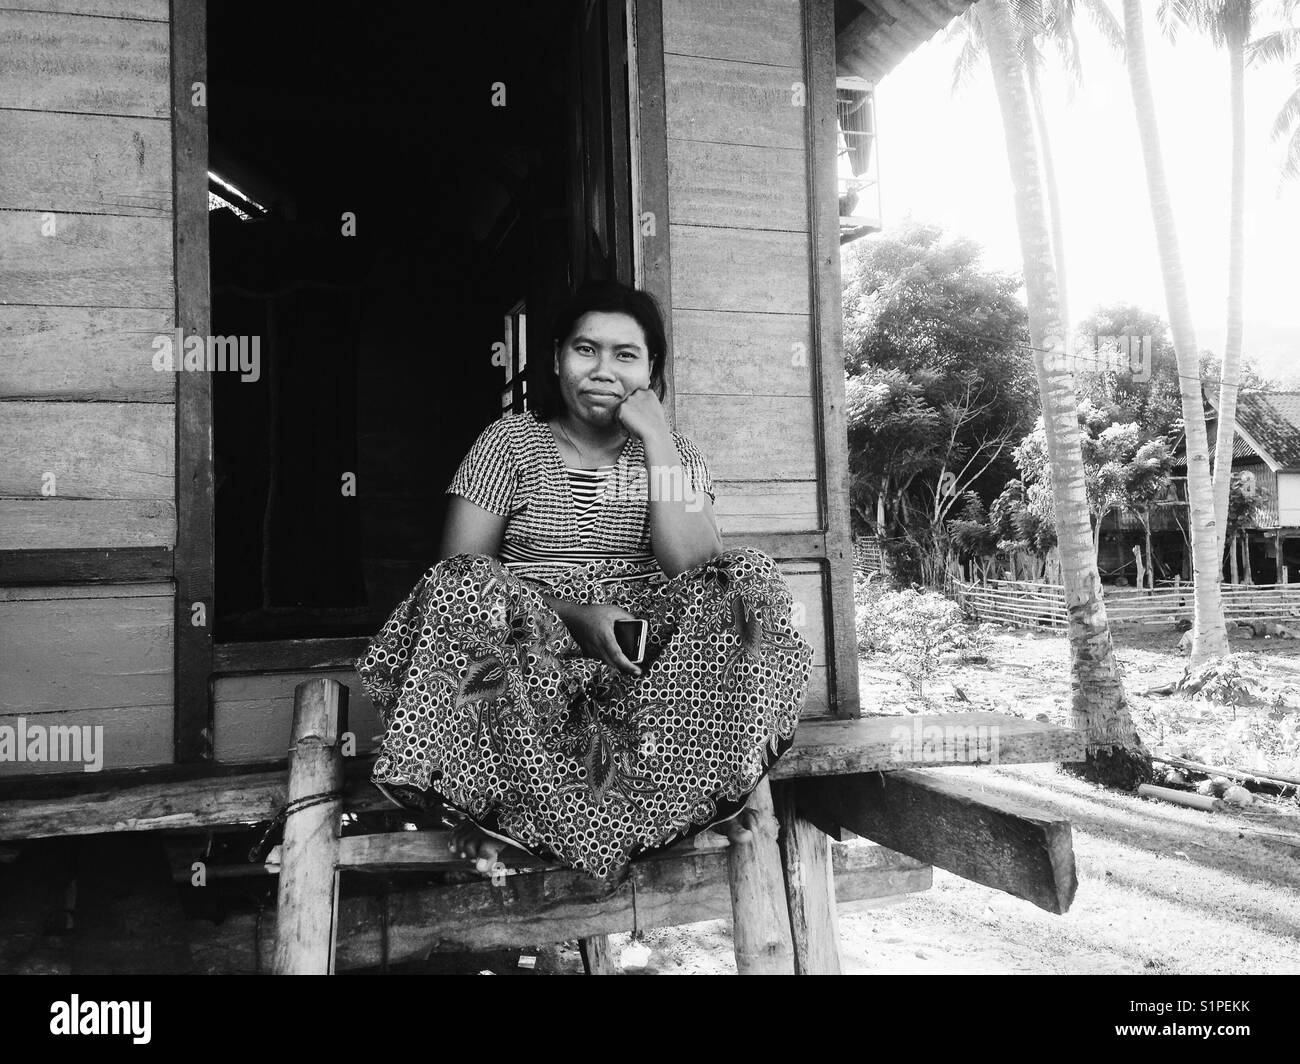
left=532, top=279, right=668, bottom=420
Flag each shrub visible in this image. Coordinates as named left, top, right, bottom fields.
left=853, top=571, right=892, bottom=656
left=856, top=586, right=966, bottom=697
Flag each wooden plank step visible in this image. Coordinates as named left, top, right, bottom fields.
left=797, top=768, right=1077, bottom=915
left=0, top=713, right=1084, bottom=841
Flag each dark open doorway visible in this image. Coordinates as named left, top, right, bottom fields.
left=206, top=0, right=634, bottom=643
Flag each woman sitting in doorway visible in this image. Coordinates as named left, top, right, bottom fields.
left=355, top=280, right=814, bottom=888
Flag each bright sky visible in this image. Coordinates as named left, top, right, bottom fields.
left=865, top=2, right=1300, bottom=383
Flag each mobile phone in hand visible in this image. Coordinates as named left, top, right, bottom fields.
left=613, top=619, right=648, bottom=665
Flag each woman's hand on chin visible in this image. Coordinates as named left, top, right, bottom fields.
left=565, top=602, right=643, bottom=677
left=616, top=386, right=671, bottom=443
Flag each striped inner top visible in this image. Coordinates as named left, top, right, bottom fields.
left=498, top=465, right=657, bottom=570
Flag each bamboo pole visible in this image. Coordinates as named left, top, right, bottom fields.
left=1136, top=784, right=1223, bottom=812
left=726, top=778, right=795, bottom=975
left=272, top=677, right=346, bottom=975
left=1152, top=754, right=1300, bottom=790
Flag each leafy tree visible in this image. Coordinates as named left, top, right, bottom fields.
left=1200, top=349, right=1275, bottom=396
left=1013, top=403, right=1176, bottom=560
left=1225, top=468, right=1274, bottom=582
left=1072, top=303, right=1184, bottom=438
left=990, top=477, right=1058, bottom=556
left=947, top=492, right=998, bottom=558
left=842, top=221, right=1039, bottom=556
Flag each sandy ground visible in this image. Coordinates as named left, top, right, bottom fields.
left=488, top=625, right=1300, bottom=975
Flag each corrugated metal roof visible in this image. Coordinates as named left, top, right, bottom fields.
left=835, top=0, right=974, bottom=83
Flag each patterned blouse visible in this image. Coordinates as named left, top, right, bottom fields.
left=445, top=408, right=716, bottom=589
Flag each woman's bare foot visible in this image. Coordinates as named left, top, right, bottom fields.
left=710, top=806, right=758, bottom=845
left=447, top=816, right=509, bottom=874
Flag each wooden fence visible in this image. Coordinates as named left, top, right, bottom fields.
left=950, top=580, right=1300, bottom=630
left=853, top=536, right=883, bottom=575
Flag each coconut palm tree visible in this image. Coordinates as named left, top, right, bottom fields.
left=949, top=0, right=1124, bottom=352
left=1248, top=0, right=1300, bottom=183
left=976, top=0, right=1149, bottom=786
left=1122, top=0, right=1231, bottom=664
left=1159, top=1, right=1255, bottom=583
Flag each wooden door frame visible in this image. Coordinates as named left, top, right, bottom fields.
left=172, top=0, right=215, bottom=763
left=629, top=0, right=674, bottom=417
left=188, top=1, right=647, bottom=704
left=802, top=0, right=861, bottom=718
left=176, top=0, right=861, bottom=766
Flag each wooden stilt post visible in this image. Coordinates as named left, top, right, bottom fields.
left=774, top=783, right=842, bottom=974
left=578, top=935, right=616, bottom=974
left=272, top=677, right=346, bottom=975
left=726, top=777, right=794, bottom=975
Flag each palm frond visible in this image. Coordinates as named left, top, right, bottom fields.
left=1247, top=27, right=1300, bottom=67
left=1007, top=0, right=1050, bottom=41
left=1282, top=122, right=1300, bottom=184
left=949, top=9, right=987, bottom=95
left=1156, top=0, right=1197, bottom=44
left=944, top=5, right=979, bottom=44
left=1021, top=32, right=1046, bottom=73
left=952, top=32, right=987, bottom=95
left=1270, top=78, right=1300, bottom=142
left=1078, top=0, right=1127, bottom=56
left=1056, top=21, right=1085, bottom=87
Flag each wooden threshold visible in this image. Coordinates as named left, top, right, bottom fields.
left=0, top=713, right=1083, bottom=841
left=213, top=636, right=370, bottom=674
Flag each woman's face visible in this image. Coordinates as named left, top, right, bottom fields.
left=553, top=311, right=653, bottom=427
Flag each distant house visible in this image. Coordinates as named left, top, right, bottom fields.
left=1167, top=390, right=1300, bottom=583
left=1206, top=392, right=1300, bottom=527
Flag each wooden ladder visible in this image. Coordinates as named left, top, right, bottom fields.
left=270, top=677, right=843, bottom=974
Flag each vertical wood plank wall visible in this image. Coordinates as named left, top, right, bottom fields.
left=650, top=0, right=855, bottom=716
left=0, top=0, right=177, bottom=773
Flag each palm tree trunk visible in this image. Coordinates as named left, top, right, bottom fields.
left=979, top=0, right=1146, bottom=786
left=1027, top=60, right=1069, bottom=346
left=1212, top=22, right=1247, bottom=570
left=1122, top=0, right=1229, bottom=667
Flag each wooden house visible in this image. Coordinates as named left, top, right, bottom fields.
left=1166, top=389, right=1300, bottom=583
left=1205, top=391, right=1300, bottom=583
left=0, top=0, right=1086, bottom=975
